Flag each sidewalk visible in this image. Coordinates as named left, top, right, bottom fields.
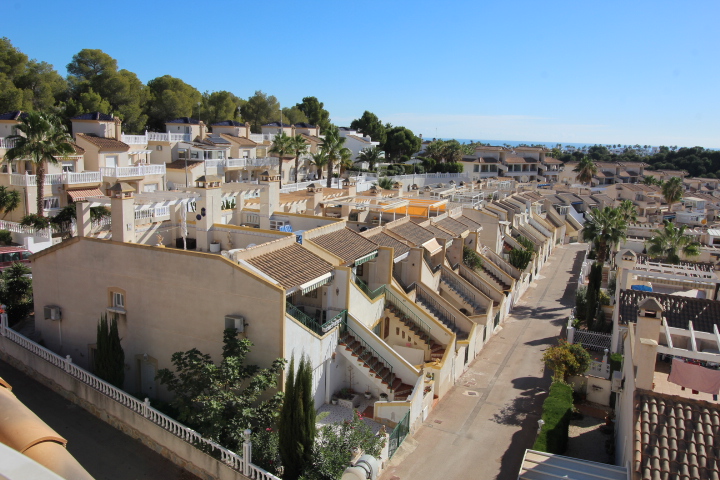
left=0, top=360, right=199, bottom=480
left=380, top=243, right=587, bottom=480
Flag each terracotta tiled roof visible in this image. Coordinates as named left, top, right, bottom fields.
left=366, top=232, right=410, bottom=258
left=245, top=243, right=333, bottom=290
left=310, top=228, right=378, bottom=264
left=166, top=159, right=204, bottom=170
left=300, top=133, right=323, bottom=145
left=503, top=155, right=537, bottom=164
left=75, top=133, right=129, bottom=152
left=542, top=157, right=564, bottom=164
left=634, top=390, right=720, bottom=480
left=389, top=222, right=435, bottom=246
left=71, top=142, right=85, bottom=154
left=456, top=215, right=482, bottom=231
left=220, top=134, right=257, bottom=147
left=618, top=289, right=720, bottom=333
left=435, top=217, right=469, bottom=236
left=347, top=135, right=371, bottom=144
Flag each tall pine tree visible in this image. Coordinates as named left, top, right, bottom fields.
left=95, top=313, right=125, bottom=388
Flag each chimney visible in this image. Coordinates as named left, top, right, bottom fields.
left=109, top=182, right=136, bottom=243
left=114, top=117, right=122, bottom=141
left=76, top=201, right=92, bottom=237
left=306, top=183, right=324, bottom=215
left=633, top=296, right=663, bottom=390
left=190, top=175, right=222, bottom=251
left=199, top=121, right=206, bottom=141
left=259, top=171, right=280, bottom=229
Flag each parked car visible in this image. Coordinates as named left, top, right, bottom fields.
left=0, top=246, right=32, bottom=271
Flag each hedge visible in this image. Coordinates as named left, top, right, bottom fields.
left=532, top=382, right=574, bottom=454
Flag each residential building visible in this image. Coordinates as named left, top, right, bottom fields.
left=338, top=127, right=380, bottom=161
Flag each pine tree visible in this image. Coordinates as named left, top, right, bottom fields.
left=95, top=313, right=125, bottom=388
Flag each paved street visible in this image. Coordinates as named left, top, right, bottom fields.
left=0, top=360, right=199, bottom=480
left=381, top=243, right=586, bottom=480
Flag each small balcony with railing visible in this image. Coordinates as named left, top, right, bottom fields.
left=0, top=137, right=18, bottom=150
left=147, top=132, right=192, bottom=143
left=285, top=298, right=347, bottom=337
left=100, top=164, right=166, bottom=179
left=135, top=205, right=171, bottom=225
left=10, top=171, right=103, bottom=187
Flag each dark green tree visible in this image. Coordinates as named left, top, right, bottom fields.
left=319, top=126, right=351, bottom=189
left=202, top=90, right=245, bottom=126
left=0, top=186, right=21, bottom=219
left=94, top=313, right=125, bottom=388
left=646, top=220, right=701, bottom=264
left=357, top=146, right=383, bottom=171
left=384, top=126, right=421, bottom=162
left=508, top=247, right=533, bottom=270
left=145, top=75, right=202, bottom=131
left=156, top=330, right=285, bottom=452
left=278, top=355, right=316, bottom=480
left=282, top=106, right=309, bottom=126
left=0, top=262, right=32, bottom=323
left=582, top=207, right=627, bottom=264
left=350, top=111, right=387, bottom=147
left=295, top=96, right=331, bottom=133
left=240, top=91, right=280, bottom=133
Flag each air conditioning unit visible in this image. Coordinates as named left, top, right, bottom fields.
left=611, top=370, right=623, bottom=393
left=225, top=315, right=245, bottom=333
left=44, top=305, right=62, bottom=321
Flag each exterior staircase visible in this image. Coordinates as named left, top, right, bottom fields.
left=480, top=264, right=511, bottom=291
left=338, top=330, right=414, bottom=401
left=386, top=304, right=446, bottom=361
left=415, top=288, right=469, bottom=341
left=440, top=276, right=491, bottom=311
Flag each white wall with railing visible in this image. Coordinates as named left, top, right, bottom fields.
left=10, top=171, right=103, bottom=186
left=0, top=314, right=280, bottom=480
left=147, top=132, right=192, bottom=142
left=101, top=164, right=165, bottom=178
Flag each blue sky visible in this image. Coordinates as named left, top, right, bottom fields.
left=5, top=0, right=719, bottom=147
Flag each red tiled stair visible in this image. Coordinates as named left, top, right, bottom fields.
left=386, top=305, right=447, bottom=361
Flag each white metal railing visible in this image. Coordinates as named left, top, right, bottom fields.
left=225, top=158, right=248, bottom=168
left=8, top=171, right=102, bottom=187
left=0, top=219, right=51, bottom=238
left=203, top=159, right=224, bottom=168
left=121, top=134, right=147, bottom=144
left=0, top=137, right=18, bottom=149
left=0, top=316, right=280, bottom=480
left=101, top=164, right=166, bottom=178
left=249, top=133, right=277, bottom=143
left=135, top=205, right=170, bottom=221
left=147, top=132, right=192, bottom=142
left=66, top=171, right=102, bottom=184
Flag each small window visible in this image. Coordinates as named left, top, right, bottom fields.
left=156, top=145, right=163, bottom=151
left=356, top=264, right=364, bottom=276
left=113, top=292, right=124, bottom=308
left=43, top=197, right=60, bottom=210
left=143, top=184, right=158, bottom=193
left=62, top=162, right=75, bottom=173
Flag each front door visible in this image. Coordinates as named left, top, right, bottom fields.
left=137, top=357, right=157, bottom=398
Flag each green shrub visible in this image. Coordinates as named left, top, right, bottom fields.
left=575, top=286, right=588, bottom=321
left=462, top=246, right=483, bottom=270
left=598, top=289, right=611, bottom=306
left=509, top=247, right=533, bottom=270
left=0, top=230, right=12, bottom=246
left=609, top=353, right=623, bottom=378
left=533, top=382, right=574, bottom=454
left=517, top=236, right=535, bottom=251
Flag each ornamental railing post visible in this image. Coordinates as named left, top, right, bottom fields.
left=64, top=355, right=72, bottom=373
left=242, top=429, right=252, bottom=476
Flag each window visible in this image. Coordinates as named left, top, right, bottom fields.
left=184, top=127, right=190, bottom=134
left=191, top=151, right=200, bottom=159
left=473, top=165, right=479, bottom=173
left=24, top=161, right=32, bottom=172
left=113, top=292, right=124, bottom=308
left=62, top=162, right=75, bottom=173
left=143, top=184, right=158, bottom=193
left=106, top=156, right=118, bottom=168
left=355, top=263, right=364, bottom=276
left=156, top=145, right=163, bottom=151
left=218, top=151, right=225, bottom=159
left=178, top=149, right=187, bottom=159
left=43, top=197, right=59, bottom=210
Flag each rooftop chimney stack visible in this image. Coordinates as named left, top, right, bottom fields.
left=109, top=182, right=136, bottom=243
left=634, top=297, right=663, bottom=390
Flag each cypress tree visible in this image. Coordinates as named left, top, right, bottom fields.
left=299, top=356, right=316, bottom=468
left=95, top=313, right=125, bottom=388
left=278, top=356, right=302, bottom=479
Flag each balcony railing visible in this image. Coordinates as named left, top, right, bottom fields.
left=147, top=132, right=192, bottom=142
left=286, top=301, right=346, bottom=337
left=383, top=285, right=431, bottom=335
left=135, top=205, right=170, bottom=222
left=249, top=133, right=277, bottom=143
left=0, top=137, right=17, bottom=149
left=10, top=171, right=102, bottom=186
left=121, top=134, right=148, bottom=144
left=101, top=164, right=166, bottom=178
left=352, top=273, right=385, bottom=300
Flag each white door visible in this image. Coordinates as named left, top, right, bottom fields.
left=106, top=156, right=118, bottom=168
left=138, top=358, right=157, bottom=398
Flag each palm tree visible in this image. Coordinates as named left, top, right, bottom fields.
left=646, top=220, right=700, bottom=264
left=617, top=199, right=638, bottom=224
left=269, top=131, right=293, bottom=187
left=289, top=134, right=309, bottom=184
left=357, top=146, right=383, bottom=171
left=310, top=152, right=328, bottom=180
left=573, top=157, right=598, bottom=185
left=643, top=175, right=662, bottom=186
left=582, top=207, right=628, bottom=264
left=376, top=177, right=394, bottom=190
left=0, top=186, right=21, bottom=219
left=5, top=112, right=74, bottom=217
left=319, top=126, right=351, bottom=189
left=338, top=149, right=353, bottom=177
left=661, top=176, right=684, bottom=212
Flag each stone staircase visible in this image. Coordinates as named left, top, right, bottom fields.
left=415, top=293, right=469, bottom=341
left=385, top=305, right=446, bottom=361
left=440, top=277, right=486, bottom=313
left=338, top=330, right=414, bottom=401
left=480, top=264, right=511, bottom=291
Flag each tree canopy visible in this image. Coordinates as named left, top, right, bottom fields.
left=201, top=90, right=245, bottom=126
left=241, top=91, right=280, bottom=133
left=646, top=221, right=701, bottom=264
left=295, top=96, right=331, bottom=133
left=350, top=111, right=387, bottom=147
left=145, top=75, right=202, bottom=132
left=384, top=126, right=421, bottom=162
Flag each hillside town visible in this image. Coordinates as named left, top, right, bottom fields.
left=0, top=104, right=717, bottom=480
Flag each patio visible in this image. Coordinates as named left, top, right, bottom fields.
left=317, top=399, right=384, bottom=434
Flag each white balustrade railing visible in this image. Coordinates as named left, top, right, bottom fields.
left=121, top=134, right=148, bottom=145
left=0, top=317, right=280, bottom=480
left=135, top=205, right=170, bottom=221
left=101, top=164, right=166, bottom=177
left=66, top=171, right=103, bottom=184
left=204, top=159, right=224, bottom=168
left=0, top=137, right=18, bottom=149
left=0, top=219, right=51, bottom=238
left=225, top=158, right=248, bottom=168
left=249, top=133, right=277, bottom=143
left=147, top=132, right=192, bottom=142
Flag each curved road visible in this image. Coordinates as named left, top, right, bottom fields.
left=381, top=243, right=586, bottom=480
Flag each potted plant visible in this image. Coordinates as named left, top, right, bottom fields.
left=364, top=390, right=372, bottom=400
left=331, top=395, right=338, bottom=405
left=379, top=393, right=388, bottom=401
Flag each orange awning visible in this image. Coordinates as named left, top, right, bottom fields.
left=67, top=188, right=104, bottom=202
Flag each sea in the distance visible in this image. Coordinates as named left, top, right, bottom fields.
left=432, top=138, right=622, bottom=149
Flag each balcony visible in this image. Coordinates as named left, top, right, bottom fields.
left=101, top=164, right=166, bottom=178
left=249, top=133, right=276, bottom=143
left=120, top=134, right=148, bottom=145
left=135, top=205, right=170, bottom=224
left=10, top=171, right=102, bottom=186
left=147, top=132, right=192, bottom=142
left=0, top=137, right=17, bottom=149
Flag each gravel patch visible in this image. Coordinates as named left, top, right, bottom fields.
left=565, top=414, right=613, bottom=464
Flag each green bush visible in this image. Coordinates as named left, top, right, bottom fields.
left=533, top=382, right=574, bottom=454
left=609, top=353, right=623, bottom=378
left=575, top=286, right=588, bottom=321
left=0, top=230, right=12, bottom=246
left=462, top=246, right=483, bottom=270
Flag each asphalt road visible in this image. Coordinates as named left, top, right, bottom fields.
left=380, top=243, right=587, bottom=480
left=0, top=360, right=200, bottom=480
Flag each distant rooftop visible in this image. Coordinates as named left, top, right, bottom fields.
left=167, top=117, right=200, bottom=125
left=0, top=111, right=28, bottom=121
left=71, top=112, right=114, bottom=121
left=211, top=120, right=246, bottom=127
